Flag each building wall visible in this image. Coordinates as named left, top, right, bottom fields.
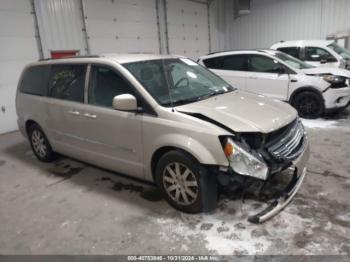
left=209, top=0, right=234, bottom=52
left=0, top=0, right=219, bottom=134
left=228, top=0, right=350, bottom=49
left=34, top=0, right=88, bottom=58
left=0, top=0, right=38, bottom=134
left=84, top=0, right=160, bottom=55
left=166, top=0, right=210, bottom=59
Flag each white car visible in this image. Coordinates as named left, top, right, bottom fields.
left=271, top=40, right=350, bottom=69
left=198, top=49, right=350, bottom=118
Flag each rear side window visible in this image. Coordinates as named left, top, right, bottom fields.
left=277, top=47, right=300, bottom=59
left=222, top=55, right=248, bottom=71
left=202, top=57, right=224, bottom=69
left=48, top=65, right=86, bottom=102
left=203, top=55, right=248, bottom=71
left=19, top=65, right=50, bottom=96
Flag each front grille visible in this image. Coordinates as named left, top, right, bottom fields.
left=265, top=119, right=306, bottom=161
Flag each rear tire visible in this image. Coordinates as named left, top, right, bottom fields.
left=155, top=150, right=217, bottom=213
left=291, top=91, right=324, bottom=119
left=28, top=124, right=57, bottom=162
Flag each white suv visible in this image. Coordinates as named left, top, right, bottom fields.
left=16, top=54, right=309, bottom=223
left=271, top=40, right=350, bottom=69
left=198, top=50, right=350, bottom=118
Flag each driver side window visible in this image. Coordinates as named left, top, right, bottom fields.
left=88, top=65, right=133, bottom=108
left=248, top=55, right=283, bottom=73
left=305, top=47, right=334, bottom=62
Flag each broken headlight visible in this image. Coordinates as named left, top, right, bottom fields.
left=222, top=137, right=269, bottom=180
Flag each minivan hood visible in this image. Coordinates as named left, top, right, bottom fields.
left=302, top=67, right=350, bottom=78
left=176, top=91, right=297, bottom=133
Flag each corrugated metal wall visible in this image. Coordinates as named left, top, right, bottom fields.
left=0, top=0, right=38, bottom=134
left=34, top=0, right=87, bottom=58
left=229, top=0, right=350, bottom=49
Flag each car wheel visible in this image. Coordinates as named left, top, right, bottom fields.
left=28, top=124, right=56, bottom=162
left=155, top=150, right=217, bottom=213
left=292, top=91, right=324, bottom=119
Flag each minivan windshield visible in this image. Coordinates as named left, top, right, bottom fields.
left=273, top=51, right=314, bottom=69
left=123, top=58, right=235, bottom=107
left=327, top=43, right=350, bottom=59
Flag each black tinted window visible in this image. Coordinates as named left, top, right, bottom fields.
left=203, top=55, right=248, bottom=71
left=305, top=47, right=334, bottom=62
left=222, top=55, right=248, bottom=71
left=19, top=66, right=50, bottom=96
left=88, top=65, right=133, bottom=107
left=277, top=47, right=300, bottom=59
left=249, top=55, right=282, bottom=73
left=203, top=57, right=223, bottom=69
left=48, top=65, right=86, bottom=102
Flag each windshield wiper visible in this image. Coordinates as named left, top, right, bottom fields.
left=162, top=97, right=204, bottom=107
left=162, top=88, right=234, bottom=107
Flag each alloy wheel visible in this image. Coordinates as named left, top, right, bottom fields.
left=162, top=162, right=199, bottom=206
left=31, top=130, right=47, bottom=158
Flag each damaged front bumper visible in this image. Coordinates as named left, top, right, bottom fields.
left=248, top=139, right=310, bottom=224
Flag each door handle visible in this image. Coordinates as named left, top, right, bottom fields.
left=249, top=76, right=258, bottom=79
left=68, top=110, right=80, bottom=116
left=83, top=113, right=97, bottom=119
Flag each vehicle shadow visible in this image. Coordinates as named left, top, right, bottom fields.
left=324, top=107, right=350, bottom=120
left=3, top=140, right=168, bottom=212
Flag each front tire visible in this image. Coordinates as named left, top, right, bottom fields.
left=155, top=150, right=217, bottom=213
left=28, top=124, right=56, bottom=162
left=291, top=91, right=324, bottom=119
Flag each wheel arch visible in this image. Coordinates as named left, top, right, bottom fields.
left=25, top=119, right=39, bottom=136
left=289, top=86, right=325, bottom=104
left=149, top=134, right=227, bottom=181
left=151, top=146, right=201, bottom=181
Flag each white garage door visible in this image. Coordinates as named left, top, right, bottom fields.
left=166, top=0, right=209, bottom=59
left=84, top=0, right=160, bottom=54
left=0, top=0, right=38, bottom=134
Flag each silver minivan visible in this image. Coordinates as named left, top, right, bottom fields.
left=16, top=54, right=309, bottom=223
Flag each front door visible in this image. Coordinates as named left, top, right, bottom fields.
left=77, top=65, right=144, bottom=179
left=245, top=55, right=289, bottom=100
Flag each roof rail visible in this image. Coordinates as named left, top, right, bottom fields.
left=206, top=49, right=247, bottom=56
left=206, top=49, right=269, bottom=56
left=39, top=55, right=100, bottom=61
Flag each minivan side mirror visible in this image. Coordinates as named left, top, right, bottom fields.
left=112, top=94, right=138, bottom=111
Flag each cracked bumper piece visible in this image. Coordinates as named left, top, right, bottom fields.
left=248, top=140, right=310, bottom=224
